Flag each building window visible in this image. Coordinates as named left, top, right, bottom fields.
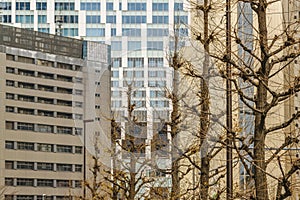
left=106, top=2, right=113, bottom=10
left=75, top=164, right=82, bottom=172
left=16, top=2, right=30, bottom=10
left=6, top=67, right=15, bottom=73
left=75, top=146, right=82, bottom=154
left=62, top=28, right=78, bottom=36
left=75, top=128, right=82, bottom=135
left=6, top=121, right=14, bottom=129
left=111, top=41, right=122, bottom=51
left=16, top=15, right=34, bottom=24
left=112, top=71, right=119, bottom=78
left=17, top=122, right=34, bottom=131
left=57, top=112, right=72, bottom=119
left=57, top=145, right=72, bottom=153
left=37, top=162, right=53, bottom=171
left=148, top=58, right=164, bottom=67
left=174, top=15, right=188, bottom=24
left=122, top=28, right=141, bottom=37
left=38, top=97, right=54, bottom=104
left=57, top=164, right=72, bottom=172
left=5, top=178, right=14, bottom=186
left=38, top=110, right=54, bottom=117
left=56, top=180, right=70, bottom=187
left=17, top=142, right=34, bottom=151
left=127, top=3, right=146, bottom=11
left=17, top=178, right=34, bottom=186
left=75, top=114, right=83, bottom=120
left=6, top=93, right=14, bottom=99
left=6, top=106, right=14, bottom=113
left=75, top=101, right=83, bottom=108
left=36, top=2, right=47, bottom=10
left=55, top=2, right=74, bottom=10
left=86, top=28, right=105, bottom=37
left=18, top=107, right=34, bottom=115
left=106, top=15, right=116, bottom=23
left=86, top=15, right=101, bottom=23
left=75, top=89, right=83, bottom=95
left=147, top=41, right=164, bottom=50
left=80, top=2, right=100, bottom=10
left=147, top=28, right=169, bottom=37
left=57, top=126, right=72, bottom=135
left=112, top=58, right=122, bottom=68
left=2, top=15, right=12, bottom=23
left=128, top=58, right=144, bottom=68
left=57, top=87, right=72, bottom=94
left=111, top=81, right=119, bottom=87
left=74, top=180, right=81, bottom=188
left=19, top=82, right=35, bottom=89
left=57, top=99, right=72, bottom=106
left=95, top=93, right=100, bottom=97
left=122, top=16, right=146, bottom=24
left=174, top=3, right=184, bottom=11
left=5, top=141, right=14, bottom=149
left=37, top=124, right=53, bottom=133
left=38, top=15, right=47, bottom=23
left=5, top=161, right=14, bottom=169
left=17, top=161, right=34, bottom=170
left=94, top=105, right=100, bottom=110
left=152, top=3, right=168, bottom=11
left=19, top=95, right=34, bottom=102
left=57, top=75, right=72, bottom=82
left=128, top=41, right=141, bottom=51
left=6, top=80, right=14, bottom=86
left=148, top=71, right=166, bottom=78
left=111, top=28, right=116, bottom=36
left=152, top=16, right=169, bottom=24
left=37, top=143, right=53, bottom=152
left=0, top=2, right=11, bottom=10
left=75, top=77, right=83, bottom=83
left=37, top=179, right=53, bottom=187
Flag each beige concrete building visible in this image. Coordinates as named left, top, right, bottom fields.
left=0, top=24, right=111, bottom=200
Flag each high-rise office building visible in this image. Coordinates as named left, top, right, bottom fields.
left=0, top=24, right=111, bottom=200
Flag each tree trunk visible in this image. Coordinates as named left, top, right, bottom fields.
left=254, top=1, right=269, bottom=199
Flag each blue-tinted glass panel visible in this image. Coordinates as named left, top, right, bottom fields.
left=55, top=2, right=74, bottom=10
left=111, top=41, right=122, bottom=51
left=152, top=3, right=168, bottom=11
left=86, top=28, right=105, bottom=37
left=55, top=15, right=78, bottom=23
left=111, top=28, right=116, bottom=36
left=106, top=2, right=113, bottom=10
left=174, top=3, right=183, bottom=11
left=16, top=2, right=30, bottom=10
left=38, top=15, right=47, bottom=23
left=36, top=2, right=47, bottom=10
left=62, top=28, right=78, bottom=36
left=80, top=2, right=100, bottom=10
left=128, top=3, right=146, bottom=11
left=86, top=15, right=101, bottom=23
left=147, top=41, right=163, bottom=50
left=152, top=16, right=168, bottom=24
left=147, top=28, right=169, bottom=37
left=122, top=28, right=141, bottom=37
left=174, top=16, right=188, bottom=24
left=0, top=2, right=12, bottom=10
left=106, top=15, right=116, bottom=23
left=38, top=28, right=49, bottom=33
left=2, top=15, right=12, bottom=23
left=122, top=16, right=146, bottom=24
left=128, top=41, right=141, bottom=51
left=16, top=15, right=34, bottom=23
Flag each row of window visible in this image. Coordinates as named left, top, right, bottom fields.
left=6, top=80, right=83, bottom=95
left=8, top=2, right=184, bottom=11
left=6, top=121, right=82, bottom=135
left=5, top=178, right=81, bottom=188
left=111, top=41, right=164, bottom=51
left=6, top=54, right=82, bottom=71
left=6, top=92, right=82, bottom=107
left=5, top=160, right=82, bottom=172
left=112, top=100, right=168, bottom=108
left=111, top=80, right=167, bottom=88
left=6, top=106, right=83, bottom=120
left=111, top=58, right=164, bottom=68
left=111, top=90, right=166, bottom=98
left=6, top=67, right=82, bottom=83
left=5, top=141, right=82, bottom=154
